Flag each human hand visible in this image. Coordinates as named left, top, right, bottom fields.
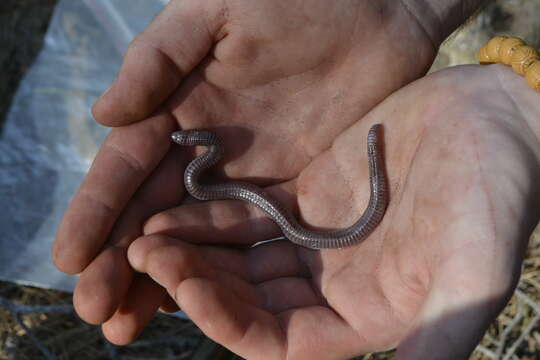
left=52, top=0, right=488, bottom=347
left=128, top=64, right=540, bottom=359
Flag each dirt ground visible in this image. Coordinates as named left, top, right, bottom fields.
left=0, top=1, right=539, bottom=359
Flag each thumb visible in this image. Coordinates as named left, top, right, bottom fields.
left=93, top=0, right=226, bottom=127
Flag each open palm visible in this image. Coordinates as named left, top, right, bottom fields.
left=53, top=0, right=443, bottom=342
left=128, top=65, right=540, bottom=360
left=50, top=1, right=536, bottom=358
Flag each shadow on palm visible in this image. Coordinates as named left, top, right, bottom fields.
left=131, top=65, right=540, bottom=358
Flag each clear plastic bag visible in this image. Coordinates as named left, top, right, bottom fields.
left=0, top=0, right=167, bottom=291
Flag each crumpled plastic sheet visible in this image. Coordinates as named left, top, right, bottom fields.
left=0, top=0, right=167, bottom=292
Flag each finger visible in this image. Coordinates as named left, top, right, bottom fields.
left=53, top=112, right=176, bottom=274
left=170, top=278, right=365, bottom=359
left=73, top=246, right=132, bottom=324
left=127, top=235, right=208, bottom=276
left=92, top=0, right=227, bottom=126
left=176, top=278, right=286, bottom=360
left=143, top=180, right=298, bottom=245
left=136, top=236, right=363, bottom=359
left=129, top=235, right=310, bottom=284
left=179, top=281, right=378, bottom=359
left=129, top=235, right=260, bottom=306
left=159, top=295, right=181, bottom=314
left=129, top=236, right=319, bottom=315
left=72, top=144, right=187, bottom=325
left=102, top=275, right=169, bottom=346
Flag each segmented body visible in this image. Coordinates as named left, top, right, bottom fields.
left=171, top=124, right=388, bottom=249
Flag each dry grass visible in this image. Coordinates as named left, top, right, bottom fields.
left=1, top=231, right=538, bottom=359
left=467, top=226, right=540, bottom=360
left=1, top=222, right=538, bottom=360
left=1, top=0, right=540, bottom=359
left=0, top=281, right=208, bottom=359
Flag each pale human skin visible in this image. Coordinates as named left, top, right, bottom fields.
left=51, top=0, right=540, bottom=358
left=127, top=65, right=540, bottom=360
